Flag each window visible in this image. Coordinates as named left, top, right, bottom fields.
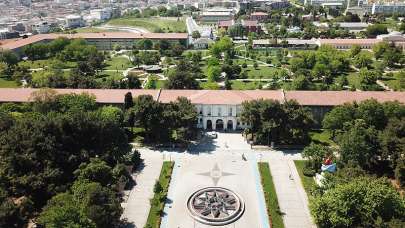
left=218, top=107, right=221, bottom=116
left=207, top=107, right=211, bottom=116
left=229, top=107, right=232, bottom=116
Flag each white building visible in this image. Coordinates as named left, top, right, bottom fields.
left=371, top=2, right=405, bottom=14
left=65, top=15, right=83, bottom=29
left=31, top=21, right=50, bottom=34
left=158, top=90, right=285, bottom=130
left=305, top=0, right=346, bottom=6
left=90, top=8, right=112, bottom=21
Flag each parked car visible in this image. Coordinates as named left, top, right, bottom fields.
left=206, top=131, right=218, bottom=139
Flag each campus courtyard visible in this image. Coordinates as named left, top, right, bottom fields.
left=122, top=133, right=316, bottom=228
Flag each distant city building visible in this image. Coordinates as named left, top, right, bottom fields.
left=200, top=8, right=235, bottom=23
left=0, top=32, right=189, bottom=53
left=64, top=15, right=83, bottom=29
left=371, top=2, right=405, bottom=15
left=8, top=22, right=26, bottom=32
left=90, top=8, right=112, bottom=21
left=242, top=20, right=261, bottom=33
left=0, top=29, right=19, bottom=40
left=31, top=21, right=50, bottom=34
left=304, top=0, right=346, bottom=6
left=250, top=12, right=268, bottom=22
left=193, top=37, right=214, bottom=49
left=218, top=20, right=261, bottom=33
left=265, top=0, right=290, bottom=10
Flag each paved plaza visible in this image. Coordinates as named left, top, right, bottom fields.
left=122, top=132, right=316, bottom=228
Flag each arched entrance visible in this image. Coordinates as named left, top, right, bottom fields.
left=227, top=120, right=233, bottom=130
left=206, top=120, right=212, bottom=130
left=216, top=119, right=224, bottom=130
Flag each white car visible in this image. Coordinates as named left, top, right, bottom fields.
left=206, top=132, right=218, bottom=139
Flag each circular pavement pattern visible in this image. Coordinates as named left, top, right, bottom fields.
left=187, top=187, right=245, bottom=226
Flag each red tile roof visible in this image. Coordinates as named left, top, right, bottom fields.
left=242, top=20, right=259, bottom=27
left=319, top=39, right=380, bottom=45
left=0, top=88, right=158, bottom=104
left=159, top=90, right=284, bottom=105
left=285, top=91, right=405, bottom=106
left=218, top=20, right=234, bottom=27
left=251, top=12, right=268, bottom=16
left=0, top=32, right=189, bottom=50
left=0, top=89, right=404, bottom=106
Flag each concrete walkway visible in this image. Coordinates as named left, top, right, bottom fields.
left=121, top=150, right=163, bottom=228
left=266, top=156, right=316, bottom=228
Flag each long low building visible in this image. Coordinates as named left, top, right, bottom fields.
left=0, top=32, right=189, bottom=53
left=0, top=88, right=404, bottom=130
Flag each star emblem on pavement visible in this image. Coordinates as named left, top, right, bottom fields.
left=197, top=163, right=235, bottom=186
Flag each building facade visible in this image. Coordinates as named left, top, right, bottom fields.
left=0, top=89, right=404, bottom=130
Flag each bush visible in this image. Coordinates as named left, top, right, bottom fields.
left=395, top=159, right=405, bottom=187
left=242, top=62, right=247, bottom=68
left=303, top=166, right=316, bottom=177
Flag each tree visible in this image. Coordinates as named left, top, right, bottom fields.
left=349, top=45, right=361, bottom=57
left=71, top=181, right=122, bottom=228
left=365, top=24, right=388, bottom=37
left=165, top=60, right=199, bottom=89
left=124, top=92, right=133, bottom=110
left=358, top=68, right=380, bottom=90
left=311, top=178, right=405, bottom=228
left=136, top=39, right=153, bottom=50
left=191, top=31, right=201, bottom=39
left=38, top=193, right=96, bottom=228
left=99, top=106, right=124, bottom=125
left=322, top=103, right=356, bottom=137
left=75, top=158, right=114, bottom=187
left=353, top=52, right=373, bottom=69
left=302, top=144, right=330, bottom=172
left=129, top=95, right=163, bottom=142
left=207, top=66, right=221, bottom=82
left=336, top=119, right=379, bottom=170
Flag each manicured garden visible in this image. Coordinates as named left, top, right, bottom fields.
left=258, top=162, right=284, bottom=228
left=0, top=77, right=19, bottom=88
left=104, top=56, right=134, bottom=70
left=107, top=17, right=186, bottom=33
left=294, top=160, right=316, bottom=195
left=145, top=161, right=174, bottom=228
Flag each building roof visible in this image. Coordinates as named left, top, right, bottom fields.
left=0, top=88, right=159, bottom=104
left=285, top=91, right=405, bottom=106
left=319, top=39, right=381, bottom=45
left=0, top=89, right=404, bottom=106
left=218, top=20, right=234, bottom=27
left=0, top=32, right=189, bottom=50
left=251, top=12, right=268, bottom=16
left=242, top=20, right=258, bottom=27
left=159, top=90, right=285, bottom=105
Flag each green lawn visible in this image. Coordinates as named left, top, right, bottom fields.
left=258, top=163, right=284, bottom=228
left=347, top=72, right=360, bottom=89
left=107, top=17, right=186, bottom=33
left=245, top=66, right=280, bottom=79
left=231, top=80, right=260, bottom=90
left=200, top=81, right=220, bottom=89
left=73, top=27, right=120, bottom=33
left=145, top=161, right=174, bottom=228
left=294, top=160, right=316, bottom=195
left=104, top=56, right=133, bottom=71
left=309, top=130, right=335, bottom=146
left=0, top=77, right=19, bottom=88
left=381, top=74, right=404, bottom=91
left=18, top=59, right=77, bottom=69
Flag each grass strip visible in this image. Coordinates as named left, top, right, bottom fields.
left=258, top=162, right=285, bottom=228
left=144, top=161, right=174, bottom=228
left=293, top=160, right=316, bottom=194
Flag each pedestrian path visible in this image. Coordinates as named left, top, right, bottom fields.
left=121, top=150, right=163, bottom=228
left=266, top=156, right=316, bottom=228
